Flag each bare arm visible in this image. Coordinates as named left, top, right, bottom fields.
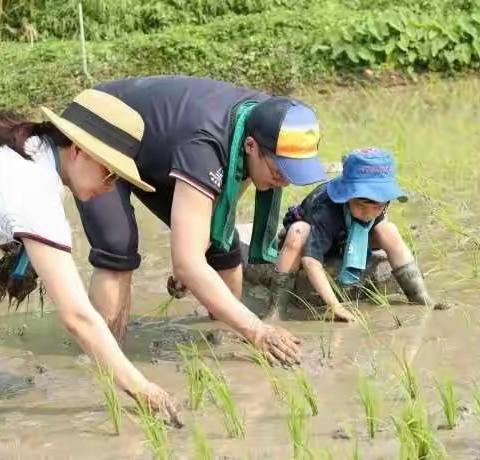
left=22, top=238, right=181, bottom=424
left=301, top=256, right=356, bottom=322
left=170, top=180, right=261, bottom=338
left=170, top=180, right=301, bottom=364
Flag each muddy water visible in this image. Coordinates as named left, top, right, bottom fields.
left=1, top=79, right=480, bottom=459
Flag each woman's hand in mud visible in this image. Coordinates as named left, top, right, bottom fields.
left=167, top=275, right=188, bottom=299
left=326, top=302, right=357, bottom=322
left=252, top=324, right=301, bottom=367
left=133, top=382, right=183, bottom=428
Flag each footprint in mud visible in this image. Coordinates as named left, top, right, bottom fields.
left=0, top=370, right=35, bottom=399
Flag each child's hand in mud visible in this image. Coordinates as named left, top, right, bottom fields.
left=326, top=302, right=357, bottom=322
left=252, top=324, right=301, bottom=367
left=133, top=382, right=183, bottom=428
left=167, top=275, right=188, bottom=299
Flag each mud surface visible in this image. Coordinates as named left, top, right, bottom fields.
left=1, top=79, right=479, bottom=459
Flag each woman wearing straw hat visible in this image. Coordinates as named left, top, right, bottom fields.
left=42, top=76, right=327, bottom=367
left=0, top=110, right=181, bottom=426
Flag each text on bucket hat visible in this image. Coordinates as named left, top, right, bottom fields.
left=326, top=147, right=408, bottom=204
left=246, top=97, right=326, bottom=186
left=41, top=89, right=155, bottom=192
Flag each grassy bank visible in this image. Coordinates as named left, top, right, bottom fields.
left=2, top=2, right=480, bottom=111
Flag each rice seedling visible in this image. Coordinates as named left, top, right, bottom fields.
left=95, top=362, right=123, bottom=435
left=357, top=374, right=380, bottom=439
left=202, top=366, right=246, bottom=439
left=472, top=247, right=479, bottom=278
left=287, top=391, right=313, bottom=460
left=244, top=343, right=287, bottom=400
left=435, top=376, right=458, bottom=429
left=192, top=424, right=213, bottom=460
left=393, top=349, right=420, bottom=401
left=352, top=440, right=362, bottom=460
left=295, top=369, right=318, bottom=416
left=392, top=399, right=447, bottom=460
left=135, top=396, right=170, bottom=460
left=362, top=281, right=402, bottom=328
left=400, top=225, right=418, bottom=262
left=473, top=384, right=480, bottom=415
left=178, top=343, right=210, bottom=410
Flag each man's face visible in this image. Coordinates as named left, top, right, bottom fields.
left=244, top=137, right=289, bottom=190
left=66, top=146, right=118, bottom=201
left=348, top=198, right=386, bottom=223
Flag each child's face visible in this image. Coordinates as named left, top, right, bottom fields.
left=348, top=198, right=386, bottom=223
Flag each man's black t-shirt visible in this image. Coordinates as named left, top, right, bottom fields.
left=96, top=76, right=268, bottom=200
left=287, top=183, right=385, bottom=262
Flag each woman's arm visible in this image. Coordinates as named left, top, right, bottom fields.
left=170, top=180, right=301, bottom=365
left=22, top=238, right=182, bottom=426
left=301, top=256, right=356, bottom=322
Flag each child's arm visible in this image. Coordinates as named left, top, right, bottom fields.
left=301, top=256, right=356, bottom=322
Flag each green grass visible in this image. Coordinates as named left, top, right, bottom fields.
left=362, top=281, right=402, bottom=328
left=357, top=374, right=380, bottom=439
left=392, top=399, right=447, bottom=460
left=95, top=363, right=123, bottom=435
left=178, top=343, right=210, bottom=410
left=135, top=396, right=170, bottom=460
left=436, top=376, right=458, bottom=429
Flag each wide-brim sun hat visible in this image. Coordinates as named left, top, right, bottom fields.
left=326, top=147, right=408, bottom=203
left=246, top=97, right=326, bottom=185
left=42, top=89, right=155, bottom=192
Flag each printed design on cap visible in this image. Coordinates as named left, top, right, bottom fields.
left=344, top=147, right=395, bottom=180
left=276, top=104, right=320, bottom=159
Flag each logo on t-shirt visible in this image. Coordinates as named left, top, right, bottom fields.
left=209, top=168, right=224, bottom=188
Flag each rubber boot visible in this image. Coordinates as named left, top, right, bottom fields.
left=265, top=270, right=296, bottom=319
left=392, top=261, right=434, bottom=306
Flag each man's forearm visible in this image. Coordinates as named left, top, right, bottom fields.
left=301, top=256, right=339, bottom=307
left=174, top=258, right=262, bottom=339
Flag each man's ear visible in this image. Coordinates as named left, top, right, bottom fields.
left=243, top=136, right=257, bottom=157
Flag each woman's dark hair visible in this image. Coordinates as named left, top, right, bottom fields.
left=0, top=111, right=71, bottom=159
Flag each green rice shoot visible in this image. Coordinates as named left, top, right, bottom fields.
left=95, top=362, right=123, bottom=435
left=135, top=395, right=170, bottom=460
left=178, top=343, right=210, bottom=410
left=435, top=376, right=458, bottom=429
left=357, top=374, right=380, bottom=439
left=295, top=369, right=319, bottom=416
left=192, top=424, right=214, bottom=460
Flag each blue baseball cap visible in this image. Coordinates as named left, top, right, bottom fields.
left=246, top=97, right=326, bottom=185
left=326, top=147, right=408, bottom=203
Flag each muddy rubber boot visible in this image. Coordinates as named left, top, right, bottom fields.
left=265, top=271, right=296, bottom=319
left=392, top=261, right=435, bottom=306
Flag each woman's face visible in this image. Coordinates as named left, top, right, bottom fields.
left=66, top=146, right=118, bottom=201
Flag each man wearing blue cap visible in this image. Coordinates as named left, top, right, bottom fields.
left=271, top=147, right=443, bottom=321
left=71, top=76, right=326, bottom=365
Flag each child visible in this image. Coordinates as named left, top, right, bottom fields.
left=271, top=147, right=443, bottom=322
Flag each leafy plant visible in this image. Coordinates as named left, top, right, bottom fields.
left=295, top=369, right=319, bottom=416
left=192, top=424, right=214, bottom=460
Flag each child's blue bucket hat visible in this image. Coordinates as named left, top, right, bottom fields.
left=326, top=147, right=408, bottom=203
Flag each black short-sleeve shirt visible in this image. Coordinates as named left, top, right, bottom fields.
left=289, top=183, right=385, bottom=262
left=95, top=76, right=268, bottom=200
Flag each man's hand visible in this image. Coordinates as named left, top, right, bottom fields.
left=325, top=302, right=357, bottom=322
left=131, top=382, right=183, bottom=428
left=251, top=324, right=301, bottom=366
left=167, top=275, right=188, bottom=299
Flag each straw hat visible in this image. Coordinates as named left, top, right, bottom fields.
left=42, top=89, right=155, bottom=192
